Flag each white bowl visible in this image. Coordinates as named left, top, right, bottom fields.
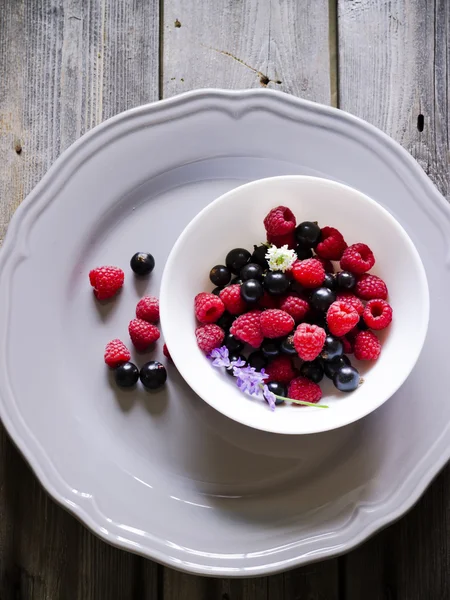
left=160, top=176, right=429, bottom=434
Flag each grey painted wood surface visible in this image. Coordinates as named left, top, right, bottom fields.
left=0, top=0, right=449, bottom=598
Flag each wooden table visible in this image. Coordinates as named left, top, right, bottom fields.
left=0, top=1, right=448, bottom=598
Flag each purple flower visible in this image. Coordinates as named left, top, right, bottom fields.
left=208, top=346, right=230, bottom=368
left=233, top=365, right=268, bottom=396
left=263, top=385, right=276, bottom=411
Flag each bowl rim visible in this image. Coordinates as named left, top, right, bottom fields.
left=160, top=175, right=430, bottom=434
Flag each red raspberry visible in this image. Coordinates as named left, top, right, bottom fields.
left=129, top=319, right=160, bottom=351
left=264, top=206, right=296, bottom=237
left=195, top=324, right=225, bottom=353
left=354, top=330, right=381, bottom=360
left=315, top=227, right=347, bottom=260
left=219, top=285, right=247, bottom=315
left=267, top=231, right=296, bottom=249
left=89, top=266, right=124, bottom=300
left=279, top=295, right=309, bottom=322
left=327, top=301, right=359, bottom=336
left=293, top=323, right=326, bottom=361
left=292, top=259, right=325, bottom=288
left=316, top=257, right=334, bottom=273
left=355, top=274, right=388, bottom=300
left=340, top=243, right=375, bottom=274
left=363, top=299, right=393, bottom=330
left=340, top=335, right=354, bottom=354
left=260, top=309, right=295, bottom=339
left=258, top=291, right=279, bottom=309
left=288, top=376, right=322, bottom=405
left=230, top=310, right=263, bottom=348
left=104, top=339, right=130, bottom=368
left=265, top=356, right=297, bottom=384
left=136, top=296, right=159, bottom=323
left=194, top=292, right=225, bottom=323
left=336, top=292, right=364, bottom=316
left=163, top=343, right=172, bottom=361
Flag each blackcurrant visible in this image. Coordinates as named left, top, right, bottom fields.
left=294, top=221, right=321, bottom=248
left=280, top=335, right=297, bottom=356
left=209, top=265, right=231, bottom=287
left=300, top=360, right=324, bottom=383
left=240, top=279, right=264, bottom=303
left=357, top=316, right=369, bottom=330
left=231, top=277, right=243, bottom=285
left=225, top=248, right=251, bottom=274
left=321, top=335, right=344, bottom=362
left=333, top=365, right=360, bottom=392
left=261, top=339, right=280, bottom=359
left=216, top=312, right=235, bottom=331
left=267, top=381, right=287, bottom=405
left=295, top=245, right=313, bottom=260
left=226, top=353, right=246, bottom=376
left=336, top=270, right=356, bottom=290
left=224, top=332, right=244, bottom=353
left=324, top=355, right=350, bottom=379
left=323, top=273, right=336, bottom=290
left=251, top=244, right=269, bottom=269
left=264, top=272, right=290, bottom=295
left=212, top=287, right=222, bottom=296
left=247, top=351, right=268, bottom=371
left=310, top=287, right=337, bottom=312
left=240, top=262, right=264, bottom=281
left=114, top=362, right=139, bottom=388
left=139, top=361, right=167, bottom=390
left=130, top=252, right=155, bottom=276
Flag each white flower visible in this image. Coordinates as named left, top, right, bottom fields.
left=265, top=244, right=297, bottom=272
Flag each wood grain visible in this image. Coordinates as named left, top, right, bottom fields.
left=0, top=1, right=160, bottom=599
left=162, top=0, right=332, bottom=105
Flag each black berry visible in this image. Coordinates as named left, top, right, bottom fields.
left=226, top=353, right=246, bottom=376
left=294, top=221, right=321, bottom=248
left=267, top=381, right=287, bottom=405
left=216, top=312, right=235, bottom=331
left=240, top=263, right=264, bottom=281
left=251, top=244, right=269, bottom=269
left=130, top=252, right=155, bottom=276
left=226, top=248, right=251, bottom=274
left=212, top=287, right=222, bottom=296
left=324, top=355, right=350, bottom=379
left=280, top=335, right=297, bottom=356
left=336, top=271, right=356, bottom=290
left=240, top=279, right=264, bottom=303
left=323, top=273, right=336, bottom=290
left=261, top=339, right=280, bottom=359
left=114, top=362, right=139, bottom=388
left=264, top=272, right=290, bottom=295
left=224, top=332, right=244, bottom=353
left=300, top=360, right=324, bottom=383
left=310, top=287, right=337, bottom=312
left=321, top=335, right=344, bottom=362
left=210, top=265, right=231, bottom=287
left=231, top=277, right=243, bottom=285
left=140, top=361, right=167, bottom=390
left=333, top=365, right=360, bottom=392
left=357, top=316, right=369, bottom=330
left=295, top=245, right=313, bottom=260
left=247, top=351, right=268, bottom=371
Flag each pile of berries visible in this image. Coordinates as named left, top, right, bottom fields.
left=194, top=206, right=393, bottom=406
left=89, top=252, right=169, bottom=390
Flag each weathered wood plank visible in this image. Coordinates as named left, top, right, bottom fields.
left=0, top=1, right=160, bottom=598
left=339, top=0, right=450, bottom=598
left=162, top=0, right=332, bottom=105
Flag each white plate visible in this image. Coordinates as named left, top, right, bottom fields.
left=0, top=89, right=448, bottom=577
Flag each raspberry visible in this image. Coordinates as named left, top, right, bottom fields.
left=260, top=309, right=295, bottom=339
left=163, top=343, right=172, bottom=361
left=292, top=258, right=325, bottom=288
left=315, top=226, right=347, bottom=260
left=316, top=257, right=334, bottom=273
left=194, top=292, right=225, bottom=323
left=336, top=292, right=364, bottom=316
left=354, top=330, right=381, bottom=360
left=230, top=310, right=263, bottom=348
left=136, top=296, right=159, bottom=323
left=195, top=324, right=225, bottom=353
left=129, top=319, right=160, bottom=351
left=219, top=285, right=247, bottom=315
left=264, top=206, right=296, bottom=237
left=288, top=376, right=322, bottom=405
left=293, top=323, right=326, bottom=361
left=363, top=299, right=393, bottom=330
left=267, top=231, right=296, bottom=249
left=265, top=355, right=297, bottom=383
left=355, top=274, right=388, bottom=300
left=279, top=295, right=310, bottom=322
left=340, top=243, right=375, bottom=274
left=326, top=301, right=359, bottom=336
left=258, top=291, right=280, bottom=309
left=340, top=335, right=354, bottom=354
left=89, top=266, right=124, bottom=300
left=104, top=339, right=130, bottom=368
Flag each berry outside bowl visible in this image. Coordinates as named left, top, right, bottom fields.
left=160, top=176, right=429, bottom=435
